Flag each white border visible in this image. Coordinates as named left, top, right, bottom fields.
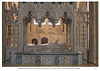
left=0, top=0, right=100, bottom=71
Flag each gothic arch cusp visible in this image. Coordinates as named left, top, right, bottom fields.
left=22, top=3, right=38, bottom=19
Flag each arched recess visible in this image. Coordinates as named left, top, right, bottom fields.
left=32, top=38, right=38, bottom=45
left=41, top=37, right=48, bottom=44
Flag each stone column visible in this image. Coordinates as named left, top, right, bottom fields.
left=31, top=18, right=34, bottom=32
left=67, top=19, right=72, bottom=48
left=72, top=2, right=77, bottom=52
left=68, top=22, right=69, bottom=47
left=23, top=18, right=28, bottom=47
left=18, top=2, right=23, bottom=52
left=2, top=2, right=7, bottom=61
left=95, top=2, right=98, bottom=65
left=66, top=19, right=68, bottom=47
left=89, top=2, right=98, bottom=64
left=69, top=20, right=72, bottom=48
left=46, top=18, right=49, bottom=33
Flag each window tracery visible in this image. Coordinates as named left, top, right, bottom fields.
left=76, top=2, right=89, bottom=48
left=6, top=2, right=18, bottom=47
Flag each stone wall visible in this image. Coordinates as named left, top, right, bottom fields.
left=27, top=19, right=67, bottom=44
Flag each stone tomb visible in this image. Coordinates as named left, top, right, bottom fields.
left=15, top=52, right=81, bottom=65
left=15, top=40, right=82, bottom=65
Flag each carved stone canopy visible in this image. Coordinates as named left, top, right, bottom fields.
left=25, top=11, right=72, bottom=27
left=21, top=2, right=74, bottom=27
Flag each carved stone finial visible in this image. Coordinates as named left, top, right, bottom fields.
left=52, top=23, right=56, bottom=27
left=24, top=11, right=32, bottom=24
left=63, top=12, right=68, bottom=18
left=61, top=12, right=69, bottom=23
left=38, top=23, right=42, bottom=27
left=37, top=20, right=42, bottom=27
left=27, top=11, right=32, bottom=18
left=45, top=11, right=50, bottom=18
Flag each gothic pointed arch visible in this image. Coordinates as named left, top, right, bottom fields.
left=46, top=4, right=57, bottom=19
left=22, top=3, right=38, bottom=19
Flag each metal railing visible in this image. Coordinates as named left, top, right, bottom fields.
left=30, top=56, right=33, bottom=65
left=2, top=52, right=98, bottom=66
left=82, top=52, right=98, bottom=65
left=2, top=51, right=11, bottom=64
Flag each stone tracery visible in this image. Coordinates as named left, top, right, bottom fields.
left=20, top=2, right=74, bottom=27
